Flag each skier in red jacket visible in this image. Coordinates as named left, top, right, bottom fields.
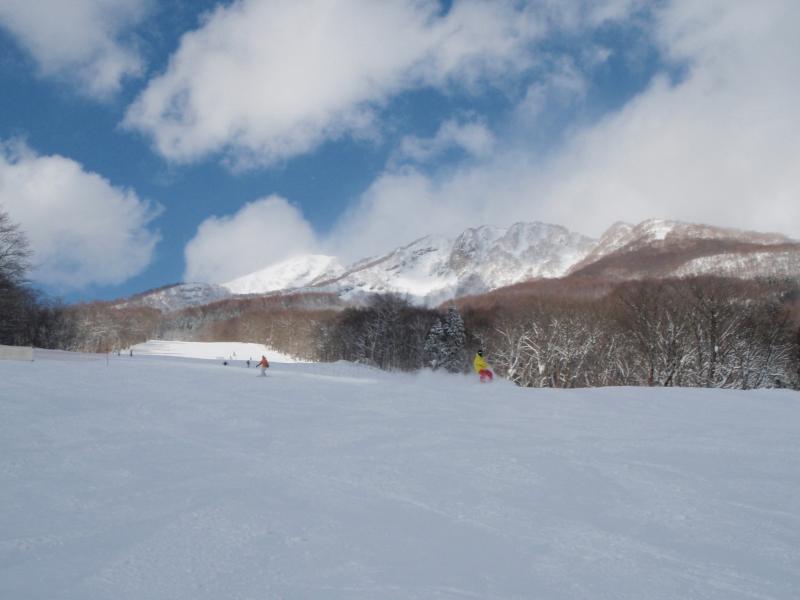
left=258, top=355, right=269, bottom=376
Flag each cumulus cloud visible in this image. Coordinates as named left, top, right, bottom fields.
left=124, top=0, right=546, bottom=167
left=328, top=0, right=800, bottom=257
left=0, top=0, right=150, bottom=97
left=0, top=141, right=160, bottom=289
left=184, top=196, right=318, bottom=284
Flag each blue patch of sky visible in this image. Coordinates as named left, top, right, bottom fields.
left=483, top=17, right=668, bottom=165
left=587, top=23, right=673, bottom=116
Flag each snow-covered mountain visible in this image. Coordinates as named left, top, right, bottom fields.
left=120, top=283, right=232, bottom=312
left=223, top=254, right=344, bottom=295
left=122, top=218, right=800, bottom=313
left=568, top=218, right=800, bottom=281
left=308, top=222, right=596, bottom=305
left=673, top=249, right=800, bottom=279
left=311, top=234, right=459, bottom=303
left=570, top=219, right=790, bottom=271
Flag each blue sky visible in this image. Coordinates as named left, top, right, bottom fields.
left=1, top=0, right=798, bottom=302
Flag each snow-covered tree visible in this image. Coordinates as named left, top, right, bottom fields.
left=424, top=308, right=467, bottom=373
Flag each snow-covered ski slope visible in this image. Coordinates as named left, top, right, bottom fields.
left=130, top=339, right=299, bottom=363
left=1, top=351, right=799, bottom=599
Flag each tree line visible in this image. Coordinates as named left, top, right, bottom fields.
left=466, top=277, right=799, bottom=389
left=311, top=278, right=799, bottom=390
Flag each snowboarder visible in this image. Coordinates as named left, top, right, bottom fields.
left=258, top=355, right=270, bottom=376
left=473, top=350, right=493, bottom=383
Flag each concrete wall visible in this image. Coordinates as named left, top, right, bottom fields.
left=0, top=344, right=34, bottom=361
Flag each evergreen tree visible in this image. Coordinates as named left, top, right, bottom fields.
left=424, top=319, right=446, bottom=369
left=424, top=308, right=467, bottom=373
left=443, top=308, right=467, bottom=372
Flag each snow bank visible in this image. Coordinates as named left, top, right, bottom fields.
left=0, top=344, right=33, bottom=361
left=1, top=353, right=799, bottom=599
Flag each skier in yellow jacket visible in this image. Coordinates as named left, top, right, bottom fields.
left=473, top=350, right=493, bottom=383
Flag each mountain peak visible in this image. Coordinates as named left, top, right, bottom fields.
left=223, top=254, right=344, bottom=295
left=309, top=221, right=597, bottom=305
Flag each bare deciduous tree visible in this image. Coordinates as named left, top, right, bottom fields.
left=0, top=207, right=31, bottom=284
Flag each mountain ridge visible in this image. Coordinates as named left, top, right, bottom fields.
left=121, top=218, right=800, bottom=312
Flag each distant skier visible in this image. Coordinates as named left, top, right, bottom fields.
left=473, top=350, right=493, bottom=383
left=258, top=355, right=270, bottom=376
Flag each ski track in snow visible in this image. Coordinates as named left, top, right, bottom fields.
left=1, top=350, right=799, bottom=599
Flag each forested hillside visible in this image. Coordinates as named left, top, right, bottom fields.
left=63, top=274, right=799, bottom=390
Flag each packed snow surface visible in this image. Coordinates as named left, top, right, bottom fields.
left=2, top=350, right=799, bottom=599
left=130, top=340, right=299, bottom=363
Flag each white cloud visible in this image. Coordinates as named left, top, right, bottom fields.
left=392, top=116, right=495, bottom=165
left=0, top=0, right=150, bottom=97
left=0, top=141, right=160, bottom=289
left=328, top=161, right=529, bottom=261
left=529, top=0, right=800, bottom=236
left=124, top=0, right=546, bottom=167
left=516, top=56, right=589, bottom=122
left=328, top=0, right=800, bottom=256
left=184, top=196, right=317, bottom=284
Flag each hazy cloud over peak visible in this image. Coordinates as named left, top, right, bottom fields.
left=530, top=0, right=800, bottom=234
left=184, top=196, right=318, bottom=284
left=324, top=0, right=800, bottom=259
left=392, top=116, right=495, bottom=166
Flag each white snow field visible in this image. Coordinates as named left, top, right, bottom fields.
left=130, top=340, right=299, bottom=363
left=1, top=350, right=799, bottom=600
